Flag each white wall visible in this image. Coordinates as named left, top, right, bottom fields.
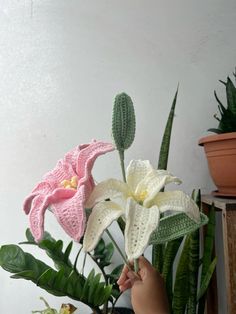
left=0, top=0, right=235, bottom=312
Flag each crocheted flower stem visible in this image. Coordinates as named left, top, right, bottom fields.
left=134, top=259, right=139, bottom=273
left=119, top=150, right=126, bottom=182
left=106, top=229, right=130, bottom=269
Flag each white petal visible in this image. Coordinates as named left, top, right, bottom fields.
left=125, top=197, right=160, bottom=260
left=85, top=179, right=130, bottom=208
left=153, top=191, right=200, bottom=222
left=126, top=160, right=153, bottom=193
left=83, top=201, right=124, bottom=252
left=136, top=170, right=181, bottom=207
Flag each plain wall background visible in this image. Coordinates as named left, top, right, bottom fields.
left=0, top=0, right=235, bottom=312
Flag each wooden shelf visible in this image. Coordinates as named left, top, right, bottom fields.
left=202, top=195, right=236, bottom=314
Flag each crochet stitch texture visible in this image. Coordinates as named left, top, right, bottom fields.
left=23, top=140, right=114, bottom=242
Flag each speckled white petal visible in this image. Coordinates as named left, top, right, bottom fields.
left=85, top=179, right=130, bottom=208
left=83, top=201, right=124, bottom=252
left=125, top=197, right=160, bottom=260
left=153, top=191, right=200, bottom=223
left=126, top=160, right=153, bottom=193
left=136, top=170, right=181, bottom=207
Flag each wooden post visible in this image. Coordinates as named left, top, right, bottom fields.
left=202, top=195, right=236, bottom=314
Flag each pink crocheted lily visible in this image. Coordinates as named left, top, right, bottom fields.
left=83, top=160, right=200, bottom=260
left=23, top=140, right=114, bottom=242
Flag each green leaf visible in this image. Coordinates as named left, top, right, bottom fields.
left=64, top=241, right=73, bottom=263
left=162, top=237, right=183, bottom=305
left=94, top=238, right=106, bottom=256
left=172, top=236, right=190, bottom=314
left=158, top=86, right=178, bottom=170
left=186, top=230, right=199, bottom=314
left=226, top=77, right=236, bottom=114
left=11, top=270, right=35, bottom=280
left=152, top=87, right=178, bottom=271
left=0, top=245, right=26, bottom=273
left=149, top=213, right=208, bottom=245
left=88, top=273, right=102, bottom=304
left=99, top=284, right=113, bottom=306
left=197, top=257, right=217, bottom=301
left=198, top=204, right=216, bottom=314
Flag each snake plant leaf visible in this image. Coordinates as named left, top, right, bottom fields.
left=172, top=236, right=190, bottom=314
left=198, top=204, right=216, bottom=314
left=225, top=77, right=236, bottom=114
left=211, top=73, right=236, bottom=133
left=149, top=213, right=208, bottom=245
left=152, top=243, right=165, bottom=273
left=158, top=86, right=178, bottom=170
left=200, top=204, right=215, bottom=286
left=162, top=237, right=183, bottom=305
left=186, top=229, right=199, bottom=314
left=197, top=256, right=217, bottom=301
left=153, top=86, right=178, bottom=271
left=112, top=92, right=136, bottom=151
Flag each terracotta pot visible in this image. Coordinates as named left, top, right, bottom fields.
left=198, top=132, right=236, bottom=197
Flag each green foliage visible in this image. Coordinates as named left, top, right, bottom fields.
left=209, top=71, right=236, bottom=133
left=162, top=237, right=183, bottom=305
left=152, top=86, right=178, bottom=270
left=198, top=204, right=216, bottom=314
left=158, top=86, right=179, bottom=170
left=162, top=199, right=217, bottom=314
left=92, top=238, right=115, bottom=268
left=0, top=231, right=114, bottom=313
left=172, top=236, right=191, bottom=314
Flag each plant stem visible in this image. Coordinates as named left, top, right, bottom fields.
left=106, top=229, right=130, bottom=269
left=134, top=259, right=139, bottom=273
left=81, top=252, right=87, bottom=275
left=119, top=150, right=126, bottom=182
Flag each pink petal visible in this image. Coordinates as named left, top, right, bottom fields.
left=43, top=160, right=76, bottom=184
left=29, top=194, right=50, bottom=242
left=63, top=146, right=81, bottom=173
left=76, top=141, right=114, bottom=187
left=23, top=182, right=53, bottom=214
left=28, top=188, right=76, bottom=242
left=51, top=185, right=87, bottom=242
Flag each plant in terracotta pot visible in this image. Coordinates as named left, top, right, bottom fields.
left=199, top=70, right=236, bottom=197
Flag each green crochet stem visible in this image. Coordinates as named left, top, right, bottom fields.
left=119, top=150, right=126, bottom=183
left=106, top=229, right=130, bottom=269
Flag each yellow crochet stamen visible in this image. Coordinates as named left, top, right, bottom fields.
left=135, top=190, right=148, bottom=204
left=61, top=176, right=78, bottom=189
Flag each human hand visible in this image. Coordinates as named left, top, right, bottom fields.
left=117, top=256, right=169, bottom=314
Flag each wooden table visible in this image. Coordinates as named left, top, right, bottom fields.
left=202, top=195, right=236, bottom=314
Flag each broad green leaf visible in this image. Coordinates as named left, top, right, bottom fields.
left=0, top=245, right=26, bottom=273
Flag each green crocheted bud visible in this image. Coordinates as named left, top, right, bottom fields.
left=112, top=93, right=136, bottom=151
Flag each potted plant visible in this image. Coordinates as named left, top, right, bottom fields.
left=199, top=70, right=236, bottom=197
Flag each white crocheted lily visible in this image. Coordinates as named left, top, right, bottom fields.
left=83, top=160, right=200, bottom=260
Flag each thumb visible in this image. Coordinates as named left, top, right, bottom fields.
left=138, top=256, right=153, bottom=270
left=127, top=270, right=140, bottom=284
